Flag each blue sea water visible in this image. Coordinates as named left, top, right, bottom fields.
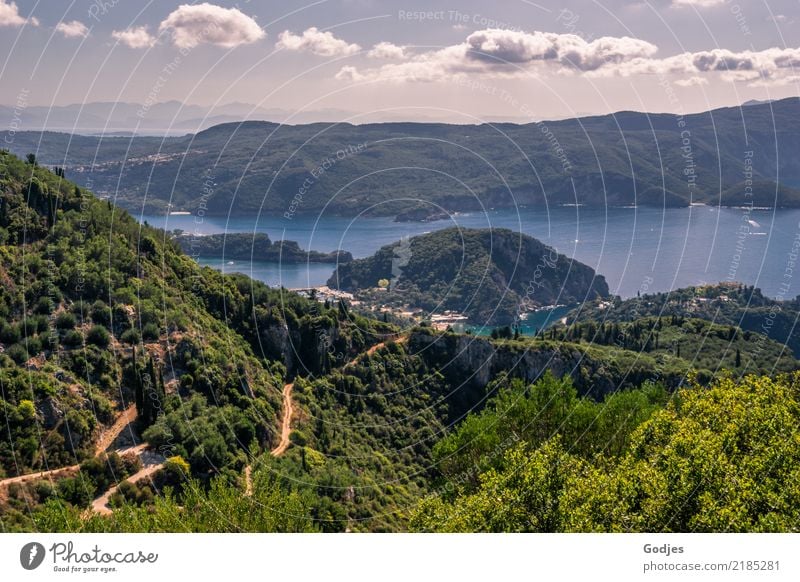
left=140, top=205, right=800, bottom=301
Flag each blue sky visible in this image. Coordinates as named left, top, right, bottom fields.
left=1, top=0, right=799, bottom=121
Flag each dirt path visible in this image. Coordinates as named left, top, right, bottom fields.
left=269, top=335, right=407, bottom=458
left=95, top=404, right=137, bottom=455
left=244, top=465, right=253, bottom=496
left=270, top=383, right=294, bottom=456
left=90, top=449, right=167, bottom=515
left=0, top=404, right=138, bottom=490
left=0, top=464, right=78, bottom=489
left=346, top=335, right=408, bottom=368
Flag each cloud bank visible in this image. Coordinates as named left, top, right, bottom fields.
left=337, top=28, right=800, bottom=87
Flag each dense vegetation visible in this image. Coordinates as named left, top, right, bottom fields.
left=329, top=228, right=609, bottom=324
left=175, top=232, right=352, bottom=264
left=2, top=151, right=800, bottom=533
left=0, top=151, right=390, bottom=529
left=570, top=283, right=800, bottom=358
left=4, top=98, right=800, bottom=216
left=546, top=315, right=797, bottom=376
left=412, top=373, right=800, bottom=532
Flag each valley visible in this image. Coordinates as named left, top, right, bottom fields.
left=1, top=147, right=800, bottom=534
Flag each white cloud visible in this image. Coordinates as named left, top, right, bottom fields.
left=55, top=20, right=88, bottom=39
left=367, top=42, right=407, bottom=59
left=607, top=47, right=800, bottom=83
left=159, top=2, right=265, bottom=49
left=465, top=29, right=657, bottom=70
left=748, top=74, right=800, bottom=88
left=277, top=27, right=360, bottom=57
left=0, top=0, right=36, bottom=27
left=112, top=26, right=157, bottom=49
left=338, top=29, right=657, bottom=82
left=339, top=28, right=800, bottom=88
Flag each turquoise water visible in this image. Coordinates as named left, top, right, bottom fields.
left=449, top=306, right=573, bottom=335
left=141, top=205, right=800, bottom=300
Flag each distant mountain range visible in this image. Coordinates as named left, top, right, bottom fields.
left=2, top=97, right=799, bottom=216
left=0, top=100, right=362, bottom=134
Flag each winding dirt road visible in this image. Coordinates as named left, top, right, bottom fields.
left=95, top=404, right=137, bottom=455
left=270, top=383, right=294, bottom=456
left=91, top=448, right=166, bottom=515
left=269, top=335, right=408, bottom=458
left=0, top=404, right=138, bottom=490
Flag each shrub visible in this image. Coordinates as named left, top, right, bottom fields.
left=86, top=325, right=110, bottom=347
left=90, top=301, right=111, bottom=327
left=34, top=297, right=54, bottom=315
left=55, top=312, right=77, bottom=330
left=0, top=322, right=20, bottom=344
left=62, top=330, right=83, bottom=348
left=6, top=343, right=28, bottom=364
left=120, top=328, right=141, bottom=345
left=142, top=323, right=159, bottom=341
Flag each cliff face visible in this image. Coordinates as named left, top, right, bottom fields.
left=408, top=330, right=685, bottom=403
left=258, top=320, right=371, bottom=377
left=329, top=228, right=609, bottom=324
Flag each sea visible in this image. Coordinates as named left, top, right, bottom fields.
left=140, top=205, right=800, bottom=329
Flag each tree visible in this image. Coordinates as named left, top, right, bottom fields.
left=414, top=374, right=800, bottom=532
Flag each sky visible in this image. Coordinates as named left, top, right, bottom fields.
left=0, top=0, right=799, bottom=123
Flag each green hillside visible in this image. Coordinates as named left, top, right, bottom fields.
left=2, top=150, right=800, bottom=533
left=569, top=283, right=800, bottom=357
left=4, top=98, right=800, bottom=216
left=0, top=151, right=390, bottom=530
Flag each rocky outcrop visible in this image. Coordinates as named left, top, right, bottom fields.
left=408, top=330, right=684, bottom=401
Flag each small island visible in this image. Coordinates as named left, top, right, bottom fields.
left=174, top=232, right=353, bottom=264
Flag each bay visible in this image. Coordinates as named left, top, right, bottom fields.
left=140, top=205, right=800, bottom=300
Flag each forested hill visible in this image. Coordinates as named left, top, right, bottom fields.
left=0, top=150, right=389, bottom=490
left=569, top=283, right=800, bottom=358
left=4, top=97, right=800, bottom=216
left=328, top=227, right=609, bottom=324
left=174, top=232, right=352, bottom=263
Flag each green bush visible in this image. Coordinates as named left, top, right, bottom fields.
left=141, top=323, right=160, bottom=341
left=120, top=328, right=141, bottom=345
left=62, top=329, right=83, bottom=348
left=86, top=325, right=110, bottom=347
left=55, top=312, right=77, bottom=330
